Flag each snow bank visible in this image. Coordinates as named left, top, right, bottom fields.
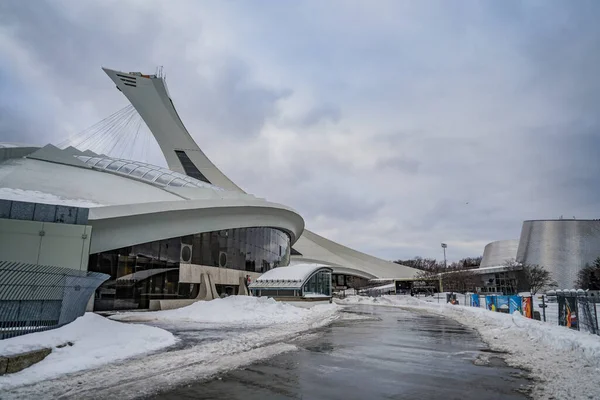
left=0, top=313, right=176, bottom=389
left=3, top=298, right=342, bottom=398
left=338, top=295, right=600, bottom=399
left=110, top=295, right=338, bottom=326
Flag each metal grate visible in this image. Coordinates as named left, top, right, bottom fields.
left=0, top=261, right=109, bottom=340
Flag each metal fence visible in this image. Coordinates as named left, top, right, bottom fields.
left=454, top=291, right=600, bottom=336
left=0, top=261, right=108, bottom=339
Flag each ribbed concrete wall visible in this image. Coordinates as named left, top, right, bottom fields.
left=517, top=220, right=600, bottom=289
left=480, top=240, right=519, bottom=267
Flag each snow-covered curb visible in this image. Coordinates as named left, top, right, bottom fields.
left=0, top=313, right=176, bottom=390
left=338, top=295, right=600, bottom=399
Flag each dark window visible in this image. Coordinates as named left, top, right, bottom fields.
left=174, top=150, right=211, bottom=183
left=291, top=247, right=302, bottom=256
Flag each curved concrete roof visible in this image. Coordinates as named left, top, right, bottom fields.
left=291, top=230, right=417, bottom=279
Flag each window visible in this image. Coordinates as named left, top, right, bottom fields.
left=130, top=166, right=150, bottom=178
left=118, top=163, right=138, bottom=174
left=155, top=174, right=177, bottom=186
left=174, top=150, right=211, bottom=183
left=141, top=169, right=161, bottom=181
left=168, top=178, right=187, bottom=187
left=106, top=161, right=126, bottom=171
left=95, top=159, right=113, bottom=168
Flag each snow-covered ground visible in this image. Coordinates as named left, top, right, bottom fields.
left=1, top=296, right=340, bottom=399
left=0, top=187, right=105, bottom=207
left=0, top=313, right=176, bottom=390
left=338, top=295, right=600, bottom=400
left=109, top=295, right=337, bottom=327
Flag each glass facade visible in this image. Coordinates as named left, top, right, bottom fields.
left=184, top=227, right=290, bottom=272
left=478, top=271, right=520, bottom=295
left=303, top=270, right=332, bottom=297
left=89, top=227, right=291, bottom=311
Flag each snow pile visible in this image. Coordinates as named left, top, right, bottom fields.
left=0, top=313, right=176, bottom=390
left=0, top=187, right=104, bottom=207
left=338, top=295, right=600, bottom=399
left=110, top=296, right=338, bottom=327
left=4, top=298, right=342, bottom=398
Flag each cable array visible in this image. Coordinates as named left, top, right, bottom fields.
left=56, top=105, right=152, bottom=162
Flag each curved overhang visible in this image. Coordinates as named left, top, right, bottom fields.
left=290, top=256, right=377, bottom=280
left=249, top=263, right=333, bottom=289
left=88, top=198, right=304, bottom=254
left=292, top=230, right=418, bottom=279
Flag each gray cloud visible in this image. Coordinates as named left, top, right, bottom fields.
left=1, top=1, right=599, bottom=262
left=296, top=104, right=341, bottom=127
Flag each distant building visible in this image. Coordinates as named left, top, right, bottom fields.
left=517, top=219, right=600, bottom=289
left=249, top=264, right=333, bottom=302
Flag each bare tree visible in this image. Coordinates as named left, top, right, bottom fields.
left=442, top=269, right=478, bottom=293
left=575, top=257, right=600, bottom=289
left=523, top=264, right=557, bottom=294
left=504, top=260, right=556, bottom=294
left=394, top=257, right=439, bottom=271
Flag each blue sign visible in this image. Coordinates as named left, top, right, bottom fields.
left=470, top=294, right=480, bottom=307
left=496, top=296, right=510, bottom=311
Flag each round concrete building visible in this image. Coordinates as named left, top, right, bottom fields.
left=516, top=219, right=600, bottom=289
left=480, top=239, right=519, bottom=268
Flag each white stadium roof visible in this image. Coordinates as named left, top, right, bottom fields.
left=0, top=144, right=304, bottom=254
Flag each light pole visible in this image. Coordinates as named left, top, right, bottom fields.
left=441, top=243, right=447, bottom=269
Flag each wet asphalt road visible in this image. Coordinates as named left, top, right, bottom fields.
left=152, top=305, right=530, bottom=400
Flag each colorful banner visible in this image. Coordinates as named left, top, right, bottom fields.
left=470, top=294, right=480, bottom=307
left=485, top=295, right=497, bottom=311
left=558, top=295, right=579, bottom=330
left=496, top=296, right=510, bottom=312
left=509, top=295, right=522, bottom=314
left=522, top=297, right=533, bottom=318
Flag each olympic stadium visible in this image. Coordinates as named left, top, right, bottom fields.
left=0, top=67, right=418, bottom=325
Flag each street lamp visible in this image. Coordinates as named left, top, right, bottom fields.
left=441, top=243, right=447, bottom=269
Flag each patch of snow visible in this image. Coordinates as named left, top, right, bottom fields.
left=109, top=295, right=337, bottom=327
left=338, top=295, right=600, bottom=399
left=302, top=293, right=331, bottom=298
left=0, top=187, right=104, bottom=208
left=0, top=313, right=176, bottom=390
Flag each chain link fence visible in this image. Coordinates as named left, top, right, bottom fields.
left=0, top=261, right=108, bottom=339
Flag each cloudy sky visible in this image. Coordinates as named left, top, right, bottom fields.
left=1, top=1, right=599, bottom=262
